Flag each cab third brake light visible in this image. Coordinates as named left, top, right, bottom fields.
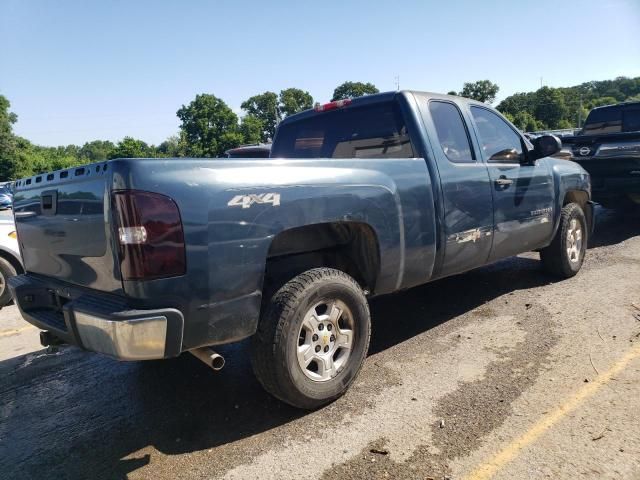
left=314, top=99, right=352, bottom=112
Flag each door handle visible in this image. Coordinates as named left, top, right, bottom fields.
left=495, top=176, right=513, bottom=187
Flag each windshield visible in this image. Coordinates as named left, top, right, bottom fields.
left=0, top=184, right=12, bottom=195
left=271, top=101, right=415, bottom=159
left=582, top=104, right=640, bottom=135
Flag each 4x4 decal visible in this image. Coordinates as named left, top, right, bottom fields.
left=227, top=193, right=281, bottom=209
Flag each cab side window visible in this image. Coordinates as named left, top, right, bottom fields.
left=429, top=101, right=474, bottom=163
left=470, top=106, right=524, bottom=163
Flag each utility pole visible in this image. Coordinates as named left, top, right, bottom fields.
left=540, top=76, right=543, bottom=88
left=578, top=94, right=583, bottom=128
left=394, top=75, right=400, bottom=91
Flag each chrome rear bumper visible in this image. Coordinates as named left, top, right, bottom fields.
left=8, top=274, right=184, bottom=360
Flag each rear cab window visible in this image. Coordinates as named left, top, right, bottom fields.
left=428, top=101, right=475, bottom=163
left=583, top=106, right=623, bottom=134
left=271, top=101, right=415, bottom=159
left=582, top=104, right=640, bottom=135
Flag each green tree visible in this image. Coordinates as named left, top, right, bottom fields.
left=279, top=88, right=313, bottom=117
left=460, top=80, right=500, bottom=104
left=239, top=115, right=264, bottom=144
left=447, top=90, right=458, bottom=96
left=534, top=87, right=567, bottom=130
left=511, top=111, right=542, bottom=132
left=497, top=92, right=537, bottom=118
left=79, top=140, right=115, bottom=161
left=0, top=94, right=19, bottom=180
left=331, top=81, right=379, bottom=101
left=218, top=131, right=245, bottom=154
left=157, top=135, right=182, bottom=157
left=108, top=137, right=154, bottom=159
left=177, top=94, right=240, bottom=157
left=241, top=91, right=279, bottom=142
left=586, top=96, right=618, bottom=109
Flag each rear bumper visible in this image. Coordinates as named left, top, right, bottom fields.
left=8, top=274, right=184, bottom=360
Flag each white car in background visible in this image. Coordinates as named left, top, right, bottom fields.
left=0, top=219, right=23, bottom=306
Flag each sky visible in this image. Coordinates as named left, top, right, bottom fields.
left=1, top=0, right=639, bottom=147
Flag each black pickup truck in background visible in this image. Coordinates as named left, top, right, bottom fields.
left=557, top=101, right=640, bottom=208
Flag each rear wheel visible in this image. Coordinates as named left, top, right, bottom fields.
left=251, top=268, right=371, bottom=409
left=540, top=202, right=587, bottom=278
left=0, top=257, right=17, bottom=307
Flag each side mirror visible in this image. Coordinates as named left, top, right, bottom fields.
left=531, top=134, right=561, bottom=161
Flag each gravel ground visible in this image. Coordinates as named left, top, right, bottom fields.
left=0, top=206, right=639, bottom=479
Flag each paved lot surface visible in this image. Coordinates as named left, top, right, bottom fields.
left=1, top=207, right=639, bottom=480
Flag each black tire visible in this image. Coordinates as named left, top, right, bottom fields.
left=251, top=268, right=371, bottom=410
left=0, top=256, right=17, bottom=307
left=540, top=203, right=587, bottom=278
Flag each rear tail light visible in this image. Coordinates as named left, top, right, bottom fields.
left=314, top=99, right=352, bottom=112
left=112, top=190, right=186, bottom=280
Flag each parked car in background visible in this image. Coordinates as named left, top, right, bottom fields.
left=8, top=91, right=593, bottom=409
left=224, top=143, right=271, bottom=158
left=0, top=183, right=13, bottom=210
left=556, top=101, right=640, bottom=208
left=0, top=219, right=23, bottom=306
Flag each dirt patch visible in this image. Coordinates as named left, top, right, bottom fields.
left=321, top=302, right=558, bottom=480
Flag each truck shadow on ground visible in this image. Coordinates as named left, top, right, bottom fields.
left=0, top=254, right=559, bottom=480
left=589, top=206, right=640, bottom=248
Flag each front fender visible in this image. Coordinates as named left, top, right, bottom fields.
left=545, top=157, right=592, bottom=236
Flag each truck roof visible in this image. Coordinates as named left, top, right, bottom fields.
left=588, top=100, right=640, bottom=112
left=279, top=90, right=485, bottom=127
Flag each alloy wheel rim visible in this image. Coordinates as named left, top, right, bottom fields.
left=566, top=218, right=583, bottom=264
left=297, top=299, right=354, bottom=382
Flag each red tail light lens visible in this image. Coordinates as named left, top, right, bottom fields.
left=112, top=190, right=186, bottom=280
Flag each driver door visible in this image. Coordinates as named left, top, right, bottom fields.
left=468, top=106, right=555, bottom=261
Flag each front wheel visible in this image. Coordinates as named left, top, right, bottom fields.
left=540, top=202, right=587, bottom=278
left=251, top=268, right=371, bottom=410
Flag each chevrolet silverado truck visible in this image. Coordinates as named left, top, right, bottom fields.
left=557, top=101, right=640, bottom=208
left=8, top=91, right=594, bottom=409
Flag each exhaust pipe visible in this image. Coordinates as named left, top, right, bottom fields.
left=190, top=347, right=225, bottom=371
left=40, top=330, right=65, bottom=347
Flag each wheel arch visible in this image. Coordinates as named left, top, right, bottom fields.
left=263, top=221, right=381, bottom=298
left=563, top=189, right=592, bottom=233
left=0, top=248, right=23, bottom=275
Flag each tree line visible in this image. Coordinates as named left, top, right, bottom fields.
left=0, top=81, right=379, bottom=180
left=497, top=76, right=640, bottom=131
left=1, top=77, right=639, bottom=180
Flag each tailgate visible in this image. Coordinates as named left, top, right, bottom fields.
left=12, top=164, right=122, bottom=293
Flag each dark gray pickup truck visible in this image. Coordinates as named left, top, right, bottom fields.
left=557, top=101, right=640, bottom=208
left=9, top=91, right=594, bottom=409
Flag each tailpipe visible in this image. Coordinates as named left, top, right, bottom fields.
left=190, top=347, right=225, bottom=371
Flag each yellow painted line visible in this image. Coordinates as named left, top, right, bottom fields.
left=465, top=342, right=640, bottom=480
left=0, top=324, right=36, bottom=338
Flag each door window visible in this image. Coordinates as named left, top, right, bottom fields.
left=429, top=101, right=474, bottom=163
left=471, top=107, right=524, bottom=163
